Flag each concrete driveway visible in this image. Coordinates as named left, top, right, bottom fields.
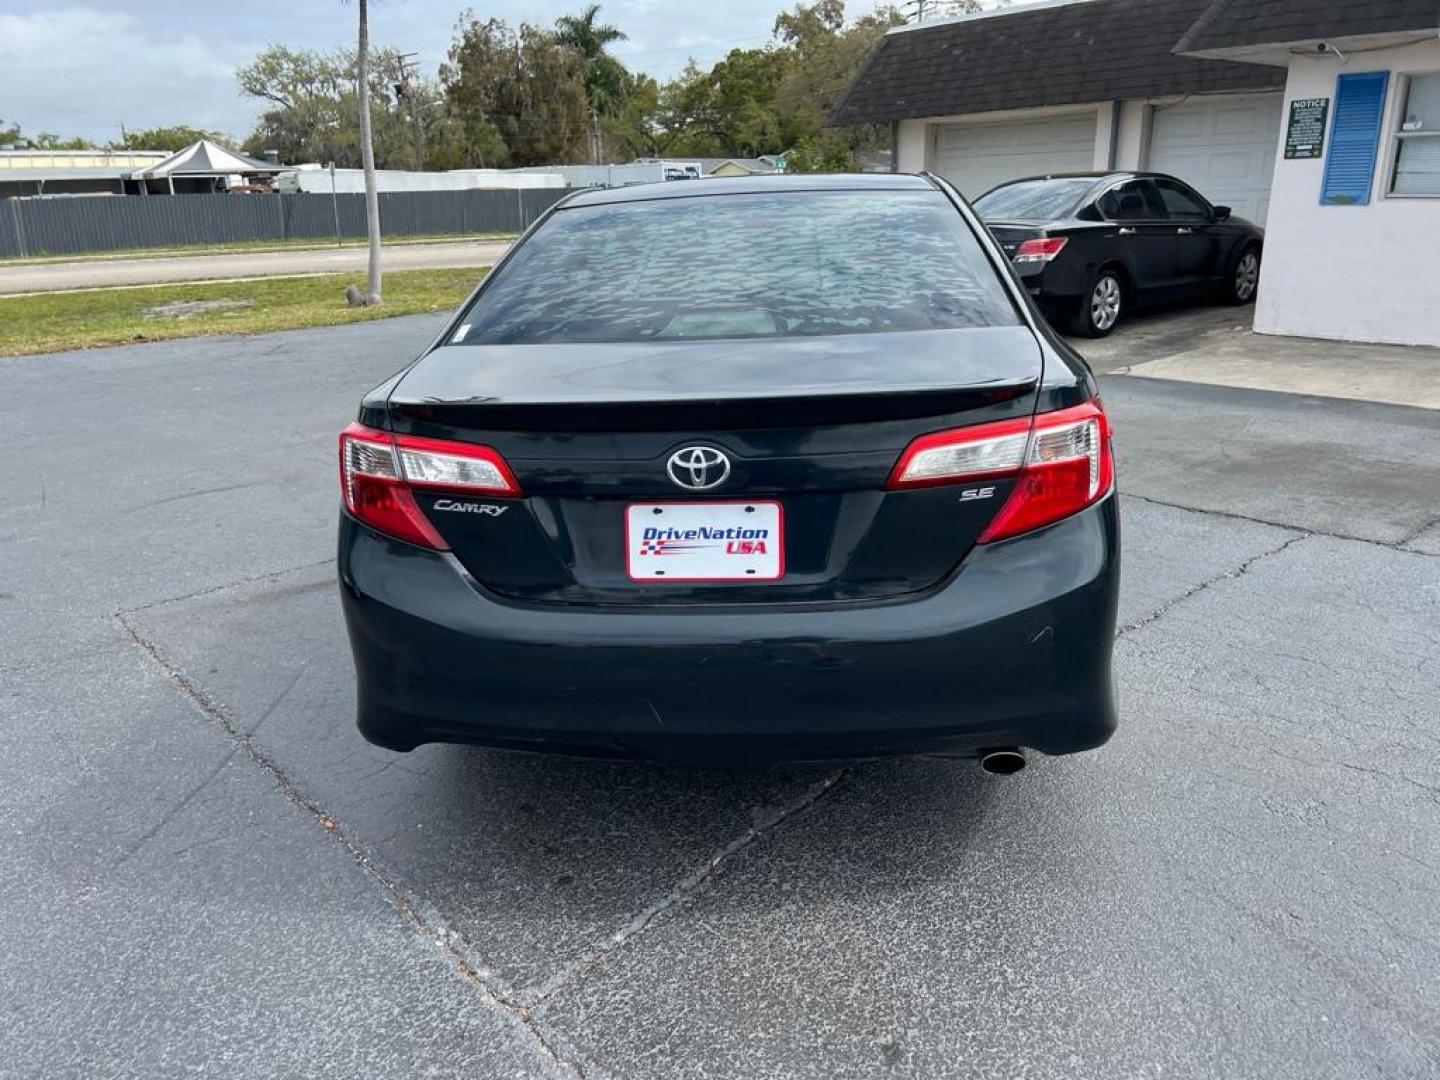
left=0, top=238, right=511, bottom=294
left=2, top=317, right=1438, bottom=1078
left=1066, top=303, right=1440, bottom=409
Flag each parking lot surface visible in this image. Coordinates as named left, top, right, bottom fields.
left=1067, top=303, right=1440, bottom=410
left=2, top=315, right=1437, bottom=1078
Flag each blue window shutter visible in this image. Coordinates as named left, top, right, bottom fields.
left=1321, top=71, right=1390, bottom=206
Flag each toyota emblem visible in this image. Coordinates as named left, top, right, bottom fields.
left=666, top=446, right=731, bottom=491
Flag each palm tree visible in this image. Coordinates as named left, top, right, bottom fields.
left=554, top=5, right=629, bottom=164
left=354, top=0, right=382, bottom=304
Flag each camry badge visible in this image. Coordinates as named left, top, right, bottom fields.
left=666, top=446, right=731, bottom=491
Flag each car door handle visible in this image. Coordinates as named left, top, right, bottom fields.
left=1117, top=227, right=1137, bottom=235
left=1176, top=227, right=1193, bottom=235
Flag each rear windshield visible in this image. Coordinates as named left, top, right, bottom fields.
left=450, top=190, right=1017, bottom=345
left=973, top=178, right=1096, bottom=222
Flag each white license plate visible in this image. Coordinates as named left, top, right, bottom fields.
left=625, top=501, right=784, bottom=582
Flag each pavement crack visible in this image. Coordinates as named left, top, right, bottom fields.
left=118, top=556, right=336, bottom=616
left=112, top=741, right=244, bottom=868
left=521, top=768, right=853, bottom=1013
left=1398, top=513, right=1440, bottom=548
left=1121, top=492, right=1440, bottom=556
left=1119, top=533, right=1310, bottom=637
left=126, top=478, right=272, bottom=513
left=116, top=612, right=589, bottom=1079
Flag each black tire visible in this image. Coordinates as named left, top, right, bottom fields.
left=1071, top=268, right=1124, bottom=338
left=1224, top=245, right=1261, bottom=306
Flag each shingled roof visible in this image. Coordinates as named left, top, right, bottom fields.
left=830, top=0, right=1286, bottom=127
left=1176, top=0, right=1440, bottom=58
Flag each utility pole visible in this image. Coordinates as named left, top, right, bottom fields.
left=904, top=0, right=986, bottom=20
left=356, top=0, right=382, bottom=304
left=396, top=52, right=427, bottom=172
left=329, top=161, right=342, bottom=246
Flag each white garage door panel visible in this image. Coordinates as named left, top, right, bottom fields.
left=1148, top=94, right=1282, bottom=223
left=933, top=115, right=1097, bottom=198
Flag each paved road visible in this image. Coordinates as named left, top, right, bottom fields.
left=0, top=239, right=511, bottom=294
left=2, top=317, right=1437, bottom=1078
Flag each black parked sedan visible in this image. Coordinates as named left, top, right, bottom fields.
left=974, top=171, right=1265, bottom=337
left=338, top=174, right=1118, bottom=770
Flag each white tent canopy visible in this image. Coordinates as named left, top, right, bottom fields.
left=129, top=140, right=280, bottom=180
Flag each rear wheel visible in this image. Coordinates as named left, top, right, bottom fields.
left=1226, top=245, right=1261, bottom=305
left=1072, top=269, right=1124, bottom=338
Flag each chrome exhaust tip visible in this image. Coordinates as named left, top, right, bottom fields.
left=979, top=749, right=1026, bottom=775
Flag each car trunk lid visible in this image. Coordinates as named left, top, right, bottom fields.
left=386, top=327, right=1043, bottom=606
left=982, top=220, right=1051, bottom=260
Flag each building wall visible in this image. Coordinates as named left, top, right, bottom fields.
left=894, top=93, right=1278, bottom=177
left=895, top=99, right=1210, bottom=174
left=1115, top=100, right=1153, bottom=170
left=1255, top=42, right=1440, bottom=347
left=0, top=149, right=167, bottom=171
left=896, top=103, right=1124, bottom=173
left=280, top=167, right=565, bottom=195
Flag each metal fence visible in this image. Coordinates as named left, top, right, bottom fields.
left=0, top=187, right=572, bottom=259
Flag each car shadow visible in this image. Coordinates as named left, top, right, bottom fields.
left=123, top=562, right=1066, bottom=998
left=1060, top=298, right=1255, bottom=373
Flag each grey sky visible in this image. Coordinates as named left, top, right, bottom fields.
left=0, top=0, right=830, bottom=144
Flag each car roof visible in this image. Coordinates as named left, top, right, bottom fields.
left=991, top=171, right=1182, bottom=187
left=558, top=172, right=936, bottom=208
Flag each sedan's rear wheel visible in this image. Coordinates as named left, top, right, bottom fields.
left=1073, top=270, right=1123, bottom=338
left=1227, top=246, right=1261, bottom=305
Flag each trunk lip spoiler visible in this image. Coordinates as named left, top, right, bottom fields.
left=388, top=379, right=1040, bottom=435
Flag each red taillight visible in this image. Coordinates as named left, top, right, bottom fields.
left=888, top=400, right=1114, bottom=543
left=1013, top=237, right=1069, bottom=264
left=886, top=416, right=1033, bottom=489
left=339, top=422, right=520, bottom=550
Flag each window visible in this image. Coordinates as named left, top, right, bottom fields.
left=1392, top=73, right=1440, bottom=196
left=1153, top=178, right=1210, bottom=220
left=451, top=191, right=1020, bottom=346
left=972, top=178, right=1097, bottom=222
left=1096, top=180, right=1165, bottom=221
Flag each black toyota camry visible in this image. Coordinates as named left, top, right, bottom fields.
left=338, top=173, right=1119, bottom=770
left=974, top=171, right=1265, bottom=337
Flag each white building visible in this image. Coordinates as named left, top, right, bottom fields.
left=277, top=165, right=566, bottom=195
left=1177, top=0, right=1440, bottom=346
left=832, top=0, right=1440, bottom=348
left=0, top=149, right=169, bottom=197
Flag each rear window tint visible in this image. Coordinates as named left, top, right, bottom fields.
left=973, top=178, right=1095, bottom=221
left=451, top=190, right=1018, bottom=345
left=1097, top=179, right=1166, bottom=220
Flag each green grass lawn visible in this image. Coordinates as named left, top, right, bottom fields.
left=0, top=267, right=489, bottom=357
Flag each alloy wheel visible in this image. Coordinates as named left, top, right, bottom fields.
left=1235, top=251, right=1260, bottom=301
left=1091, top=276, right=1122, bottom=331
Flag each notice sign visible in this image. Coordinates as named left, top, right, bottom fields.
left=1286, top=97, right=1329, bottom=159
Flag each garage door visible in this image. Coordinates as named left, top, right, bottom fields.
left=1147, top=93, right=1282, bottom=223
left=933, top=115, right=1098, bottom=198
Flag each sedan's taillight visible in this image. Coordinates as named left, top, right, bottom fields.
left=339, top=422, right=520, bottom=550
left=887, top=400, right=1114, bottom=543
left=1013, top=237, right=1069, bottom=264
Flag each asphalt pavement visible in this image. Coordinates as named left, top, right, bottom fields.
left=0, top=238, right=511, bottom=294
left=2, top=314, right=1437, bottom=1078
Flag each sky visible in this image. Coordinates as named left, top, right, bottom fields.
left=0, top=0, right=824, bottom=144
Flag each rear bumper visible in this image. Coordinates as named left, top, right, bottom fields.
left=338, top=496, right=1120, bottom=765
left=1019, top=261, right=1092, bottom=308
